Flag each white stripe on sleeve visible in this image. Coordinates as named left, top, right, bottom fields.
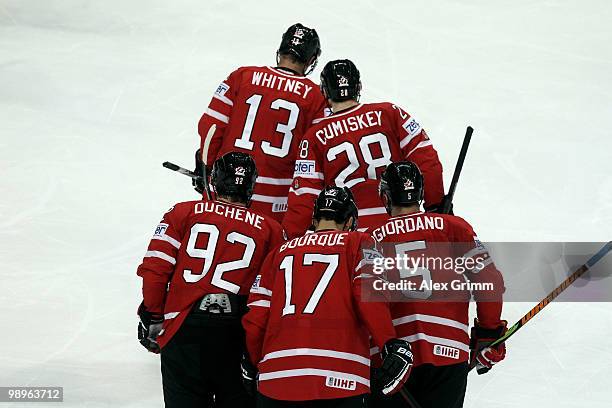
left=205, top=108, right=229, bottom=124
left=144, top=250, right=176, bottom=265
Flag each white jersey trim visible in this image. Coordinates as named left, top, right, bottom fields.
left=258, top=368, right=370, bottom=387
left=312, top=104, right=364, bottom=124
left=399, top=132, right=419, bottom=149
left=152, top=234, right=181, bottom=249
left=212, top=93, right=233, bottom=106
left=266, top=66, right=306, bottom=79
left=250, top=286, right=273, bottom=297
left=392, top=314, right=469, bottom=333
left=257, top=176, right=293, bottom=186
left=205, top=108, right=229, bottom=124
left=406, top=140, right=432, bottom=157
left=144, top=250, right=176, bottom=265
left=261, top=348, right=370, bottom=366
left=358, top=207, right=387, bottom=217
left=370, top=333, right=469, bottom=355
left=289, top=187, right=322, bottom=196
left=248, top=300, right=270, bottom=308
left=251, top=194, right=288, bottom=205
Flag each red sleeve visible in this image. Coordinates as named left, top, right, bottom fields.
left=390, top=104, right=444, bottom=208
left=452, top=217, right=505, bottom=328
left=136, top=205, right=185, bottom=314
left=282, top=130, right=324, bottom=239
left=242, top=252, right=276, bottom=364
left=198, top=68, right=242, bottom=167
left=351, top=234, right=396, bottom=350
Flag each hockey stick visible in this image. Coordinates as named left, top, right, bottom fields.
left=470, top=241, right=612, bottom=372
left=162, top=161, right=201, bottom=180
left=397, top=127, right=475, bottom=408
left=199, top=124, right=216, bottom=200
left=440, top=126, right=473, bottom=214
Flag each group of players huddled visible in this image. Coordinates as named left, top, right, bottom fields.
left=136, top=24, right=507, bottom=408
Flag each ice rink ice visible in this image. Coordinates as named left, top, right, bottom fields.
left=1, top=0, right=611, bottom=406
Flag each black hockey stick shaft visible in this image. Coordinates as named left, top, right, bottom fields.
left=441, top=126, right=473, bottom=214
left=398, top=127, right=474, bottom=408
left=470, top=241, right=612, bottom=372
left=399, top=388, right=424, bottom=408
left=162, top=161, right=200, bottom=179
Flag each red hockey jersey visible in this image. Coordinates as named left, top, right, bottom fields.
left=369, top=212, right=505, bottom=366
left=242, top=230, right=396, bottom=401
left=137, top=199, right=284, bottom=348
left=198, top=66, right=328, bottom=222
left=282, top=102, right=444, bottom=239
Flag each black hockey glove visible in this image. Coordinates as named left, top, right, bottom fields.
left=240, top=353, right=258, bottom=396
left=193, top=149, right=206, bottom=195
left=376, top=338, right=413, bottom=395
left=425, top=194, right=453, bottom=215
left=137, top=302, right=164, bottom=354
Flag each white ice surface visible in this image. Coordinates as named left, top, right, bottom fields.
left=0, top=0, right=611, bottom=406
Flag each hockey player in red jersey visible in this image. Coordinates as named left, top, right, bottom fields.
left=282, top=59, right=444, bottom=239
left=194, top=23, right=328, bottom=222
left=369, top=161, right=506, bottom=408
left=137, top=152, right=285, bottom=408
left=242, top=186, right=413, bottom=407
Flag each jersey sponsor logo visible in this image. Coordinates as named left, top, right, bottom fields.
left=215, top=82, right=229, bottom=96
left=273, top=202, right=288, bottom=213
left=326, top=376, right=357, bottom=391
left=433, top=344, right=460, bottom=360
left=251, top=275, right=261, bottom=290
left=294, top=160, right=316, bottom=176
left=403, top=117, right=422, bottom=137
left=363, top=248, right=384, bottom=263
left=153, top=223, right=169, bottom=238
left=474, top=238, right=485, bottom=250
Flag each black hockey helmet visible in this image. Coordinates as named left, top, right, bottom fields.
left=379, top=161, right=424, bottom=214
left=211, top=152, right=258, bottom=207
left=313, top=186, right=358, bottom=231
left=320, top=59, right=361, bottom=102
left=277, top=23, right=321, bottom=74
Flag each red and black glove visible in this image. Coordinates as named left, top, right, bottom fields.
left=137, top=302, right=164, bottom=354
left=470, top=318, right=507, bottom=374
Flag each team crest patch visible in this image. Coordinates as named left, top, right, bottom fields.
left=404, top=179, right=414, bottom=190
left=338, top=76, right=349, bottom=87
left=326, top=376, right=357, bottom=391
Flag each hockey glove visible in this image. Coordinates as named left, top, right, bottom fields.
left=376, top=339, right=413, bottom=395
left=240, top=353, right=257, bottom=396
left=425, top=194, right=453, bottom=215
left=137, top=302, right=164, bottom=354
left=470, top=318, right=507, bottom=374
left=192, top=149, right=209, bottom=195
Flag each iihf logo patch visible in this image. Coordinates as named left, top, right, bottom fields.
left=235, top=167, right=246, bottom=176
left=404, top=179, right=414, bottom=190
left=338, top=76, right=349, bottom=87
left=326, top=189, right=339, bottom=197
